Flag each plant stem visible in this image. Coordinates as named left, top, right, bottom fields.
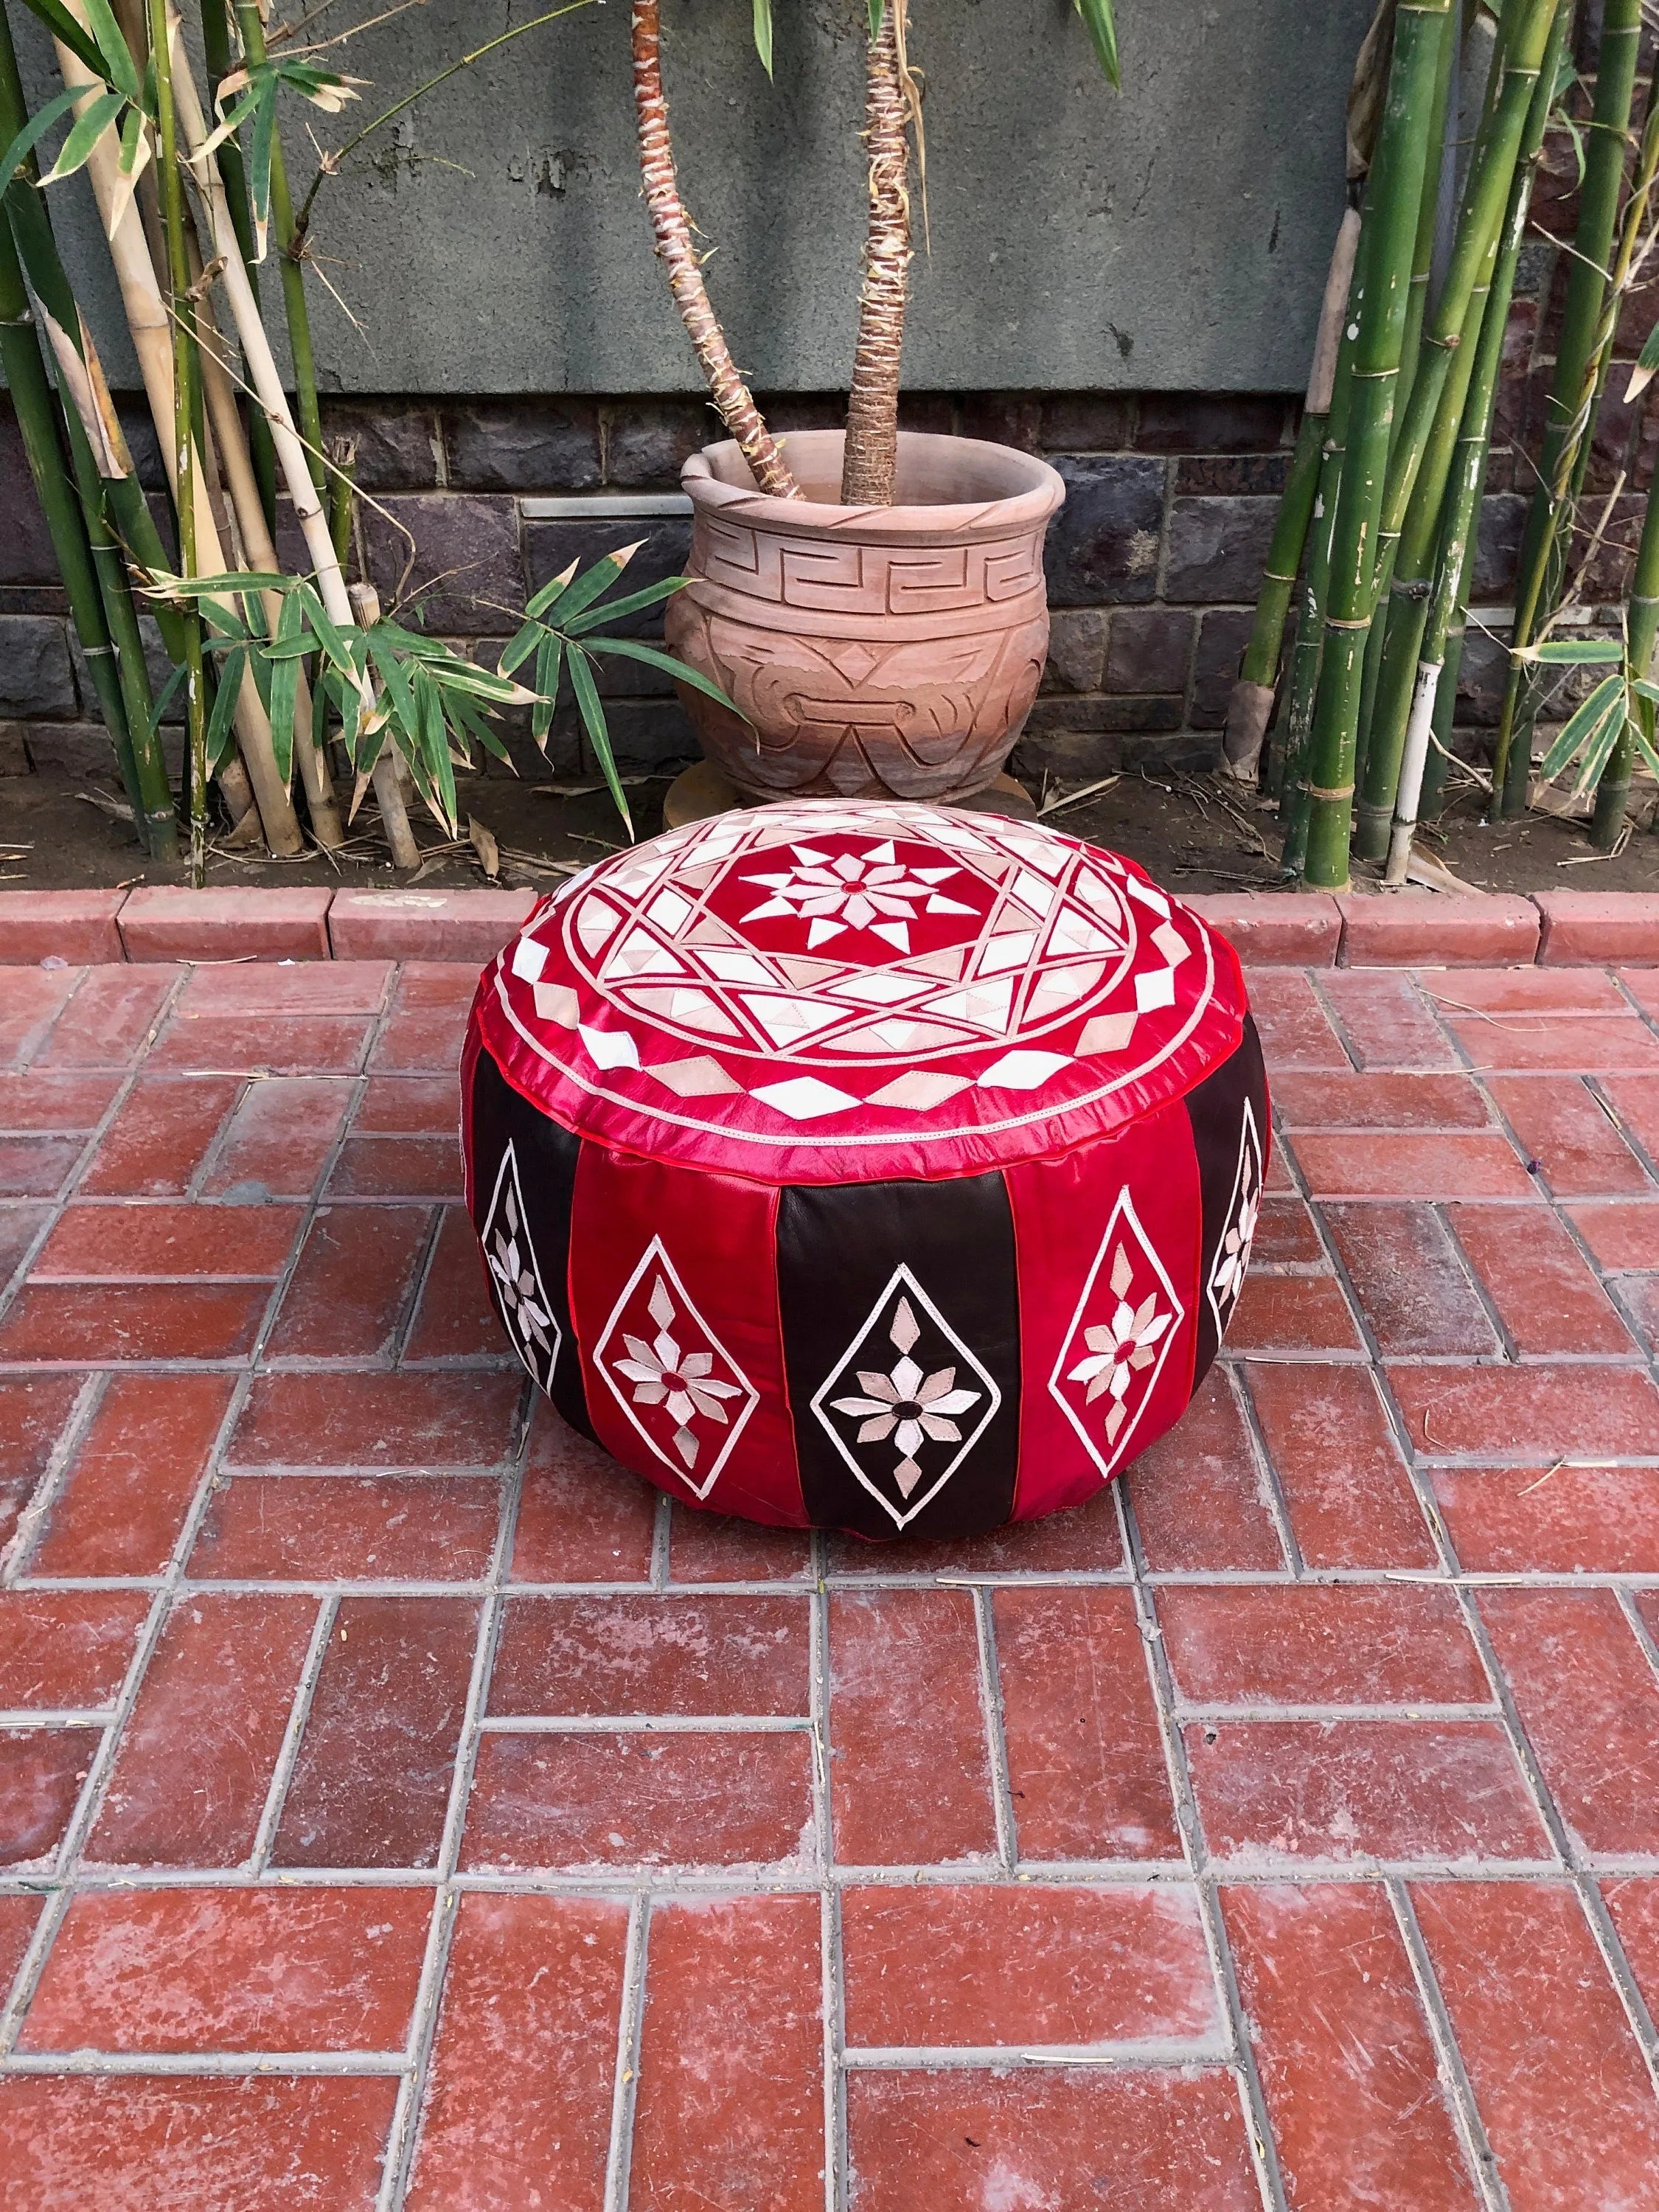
left=631, top=0, right=799, bottom=498
left=1225, top=204, right=1361, bottom=782
left=841, top=0, right=911, bottom=506
left=201, top=0, right=276, bottom=526
left=1389, top=0, right=1460, bottom=462
left=1592, top=482, right=1659, bottom=847
left=149, top=0, right=208, bottom=883
left=1299, top=0, right=1457, bottom=889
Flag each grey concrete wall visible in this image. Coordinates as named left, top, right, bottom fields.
left=13, top=0, right=1372, bottom=397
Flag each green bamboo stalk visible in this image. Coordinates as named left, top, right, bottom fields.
left=148, top=0, right=208, bottom=881
left=1298, top=0, right=1458, bottom=889
left=232, top=0, right=324, bottom=495
left=200, top=0, right=276, bottom=528
left=1223, top=206, right=1361, bottom=782
left=1591, top=481, right=1659, bottom=846
left=1390, top=0, right=1460, bottom=461
left=1357, top=0, right=1568, bottom=860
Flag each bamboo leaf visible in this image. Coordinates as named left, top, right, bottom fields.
left=0, top=86, right=88, bottom=191
left=543, top=543, right=647, bottom=628
left=562, top=576, right=692, bottom=635
left=142, top=568, right=292, bottom=599
left=205, top=648, right=245, bottom=772
left=116, top=100, right=147, bottom=178
left=1537, top=673, right=1623, bottom=780
left=567, top=646, right=633, bottom=840
left=248, top=77, right=276, bottom=260
left=1627, top=319, right=1659, bottom=404
left=532, top=631, right=563, bottom=751
left=367, top=634, right=421, bottom=751
left=43, top=87, right=127, bottom=184
left=497, top=617, right=543, bottom=676
left=451, top=693, right=515, bottom=766
left=11, top=0, right=109, bottom=83
left=77, top=0, right=142, bottom=102
left=295, top=582, right=354, bottom=676
left=868, top=0, right=884, bottom=38
left=1518, top=638, right=1625, bottom=664
left=268, top=591, right=302, bottom=788
left=1625, top=711, right=1659, bottom=782
left=1072, top=0, right=1121, bottom=88
left=1570, top=688, right=1627, bottom=798
left=751, top=0, right=773, bottom=75
left=142, top=661, right=186, bottom=751
left=588, top=636, right=747, bottom=717
left=526, top=557, right=580, bottom=621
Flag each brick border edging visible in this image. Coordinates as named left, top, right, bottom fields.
left=0, top=883, right=1655, bottom=969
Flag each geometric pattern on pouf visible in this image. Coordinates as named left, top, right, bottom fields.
left=463, top=801, right=1267, bottom=1540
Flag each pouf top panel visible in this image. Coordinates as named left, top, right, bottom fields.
left=473, top=801, right=1247, bottom=1184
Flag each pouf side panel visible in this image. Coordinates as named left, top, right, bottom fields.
left=1185, top=1014, right=1270, bottom=1398
left=464, top=1035, right=597, bottom=1441
left=567, top=1144, right=810, bottom=1529
left=1002, top=1096, right=1206, bottom=1524
left=774, top=1174, right=1022, bottom=1541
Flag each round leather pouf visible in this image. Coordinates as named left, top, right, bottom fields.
left=462, top=801, right=1267, bottom=1540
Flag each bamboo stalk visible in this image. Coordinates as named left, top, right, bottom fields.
left=52, top=10, right=304, bottom=855
left=1358, top=0, right=1568, bottom=860
left=199, top=0, right=275, bottom=525
left=1390, top=0, right=1460, bottom=462
left=841, top=0, right=911, bottom=506
left=1591, top=482, right=1659, bottom=846
left=1225, top=206, right=1361, bottom=783
left=1298, top=0, right=1457, bottom=889
left=630, top=0, right=799, bottom=498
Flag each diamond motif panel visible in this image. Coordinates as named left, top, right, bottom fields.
left=1206, top=1098, right=1263, bottom=1341
left=592, top=1237, right=759, bottom=1500
left=481, top=1144, right=560, bottom=1394
left=1048, top=1192, right=1184, bottom=1484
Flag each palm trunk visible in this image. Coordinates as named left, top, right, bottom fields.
left=841, top=0, right=911, bottom=507
left=630, top=0, right=799, bottom=498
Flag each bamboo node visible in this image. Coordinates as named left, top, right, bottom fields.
left=1307, top=782, right=1355, bottom=801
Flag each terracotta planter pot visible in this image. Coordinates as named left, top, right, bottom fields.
left=664, top=429, right=1065, bottom=804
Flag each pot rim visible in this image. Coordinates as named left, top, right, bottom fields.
left=681, top=428, right=1065, bottom=538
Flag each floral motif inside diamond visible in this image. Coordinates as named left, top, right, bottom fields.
left=612, top=1276, right=746, bottom=1472
left=1207, top=1099, right=1263, bottom=1334
left=481, top=1144, right=560, bottom=1391
left=1048, top=1192, right=1185, bottom=1483
left=828, top=1297, right=984, bottom=1498
left=1065, top=1243, right=1175, bottom=1446
left=594, top=1237, right=759, bottom=1500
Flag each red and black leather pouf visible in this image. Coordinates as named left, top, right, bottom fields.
left=462, top=800, right=1266, bottom=1540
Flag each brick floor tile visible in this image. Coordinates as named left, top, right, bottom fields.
left=32, top=1201, right=302, bottom=1281
left=1126, top=1369, right=1284, bottom=1572
left=177, top=961, right=392, bottom=1013
left=1601, top=1072, right=1659, bottom=1164
left=403, top=1206, right=503, bottom=1364
left=1482, top=1590, right=1659, bottom=1857
left=0, top=1592, right=147, bottom=1708
left=1222, top=1883, right=1481, bottom=2211
left=190, top=1474, right=501, bottom=1582
left=369, top=976, right=475, bottom=1074
left=1535, top=893, right=1659, bottom=965
left=842, top=1882, right=1217, bottom=2048
left=35, top=967, right=173, bottom=1068
left=1187, top=1720, right=1546, bottom=1863
left=845, top=2068, right=1259, bottom=2211
left=1433, top=1464, right=1659, bottom=1573
left=119, top=887, right=334, bottom=964
left=0, top=1281, right=271, bottom=1364
left=1252, top=1196, right=1326, bottom=1265
left=1189, top=893, right=1342, bottom=965
left=1287, top=1130, right=1535, bottom=1198
left=1440, top=1009, right=1659, bottom=1074
left=1159, top=1584, right=1486, bottom=1707
left=1624, top=965, right=1659, bottom=1015
left=86, top=1593, right=315, bottom=1866
left=354, top=1074, right=460, bottom=1134
left=668, top=1501, right=813, bottom=1582
left=1427, top=969, right=1630, bottom=1015
left=18, top=1888, right=431, bottom=2052
left=274, top=1596, right=478, bottom=1868
left=1321, top=1200, right=1500, bottom=1355
left=80, top=1075, right=241, bottom=1196
left=0, top=2076, right=397, bottom=2211
left=0, top=1071, right=119, bottom=1130
left=1562, top=1197, right=1659, bottom=1271
left=230, top=1372, right=524, bottom=1468
left=0, top=966, right=83, bottom=1059
left=1447, top=1202, right=1635, bottom=1355
left=1228, top=1270, right=1363, bottom=1354
left=0, top=1134, right=81, bottom=1197
left=1621, top=1273, right=1659, bottom=1352
left=1486, top=1075, right=1653, bottom=1195
left=1388, top=1363, right=1659, bottom=1458
left=0, top=1728, right=98, bottom=1865
left=630, top=1894, right=822, bottom=2212
left=509, top=1412, right=657, bottom=1582
left=333, top=899, right=533, bottom=964
left=1246, top=1363, right=1437, bottom=1568
left=462, top=1729, right=813, bottom=1870
left=1239, top=970, right=1349, bottom=1069
left=1601, top=1877, right=1659, bottom=2025
left=266, top=1204, right=431, bottom=1362
left=405, top=1893, right=627, bottom=2211
left=148, top=1009, right=374, bottom=1076
left=490, top=1593, right=809, bottom=1717
left=0, top=1203, right=46, bottom=1292
left=830, top=1588, right=995, bottom=1865
left=824, top=1484, right=1125, bottom=1576
left=201, top=1076, right=355, bottom=1200
left=993, top=1586, right=1180, bottom=1860
left=30, top=1373, right=233, bottom=1579
left=0, top=1892, right=40, bottom=1997
left=1413, top=1879, right=1659, bottom=2212
left=1270, top=1069, right=1489, bottom=1130
left=1320, top=970, right=1459, bottom=1069
left=326, top=1135, right=462, bottom=1200
left=0, top=1374, right=82, bottom=1485
left=1340, top=894, right=1541, bottom=968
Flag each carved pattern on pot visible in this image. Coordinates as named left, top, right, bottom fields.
left=667, top=430, right=1065, bottom=805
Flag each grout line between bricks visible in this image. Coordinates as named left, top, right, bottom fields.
left=389, top=1204, right=446, bottom=1367
left=248, top=1593, right=340, bottom=1874
left=602, top=1892, right=650, bottom=2212
left=971, top=1585, right=1019, bottom=1872
left=0, top=2049, right=411, bottom=2078
left=1223, top=1360, right=1303, bottom=1575
left=810, top=1533, right=846, bottom=2212
left=648, top=1493, right=672, bottom=1593
left=0, top=1371, right=107, bottom=1586
left=1386, top=1877, right=1512, bottom=2212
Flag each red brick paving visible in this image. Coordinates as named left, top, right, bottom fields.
left=1, top=955, right=1659, bottom=2208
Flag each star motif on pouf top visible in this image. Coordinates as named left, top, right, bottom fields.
left=827, top=1295, right=984, bottom=1498
left=740, top=841, right=977, bottom=953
